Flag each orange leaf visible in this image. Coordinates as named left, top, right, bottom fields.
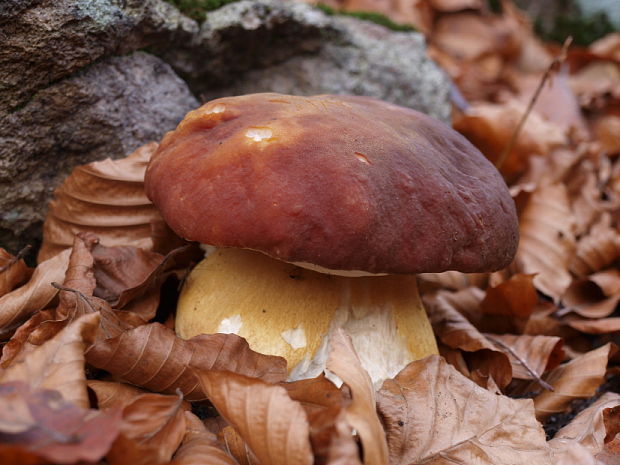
left=86, top=323, right=287, bottom=400
left=326, top=329, right=389, bottom=465
left=38, top=142, right=161, bottom=262
left=376, top=355, right=551, bottom=465
left=195, top=370, right=313, bottom=465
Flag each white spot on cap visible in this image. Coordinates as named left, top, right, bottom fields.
left=355, top=152, right=371, bottom=164
left=206, top=103, right=225, bottom=114
left=217, top=314, right=243, bottom=334
left=245, top=127, right=273, bottom=142
left=281, top=326, right=307, bottom=350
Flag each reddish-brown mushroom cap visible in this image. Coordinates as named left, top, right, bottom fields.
left=145, top=93, right=518, bottom=274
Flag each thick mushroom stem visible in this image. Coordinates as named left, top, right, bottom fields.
left=176, top=248, right=438, bottom=386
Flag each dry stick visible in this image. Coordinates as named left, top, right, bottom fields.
left=0, top=244, right=32, bottom=274
left=485, top=334, right=554, bottom=392
left=495, top=36, right=573, bottom=171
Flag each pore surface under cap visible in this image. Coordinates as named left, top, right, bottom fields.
left=145, top=93, right=518, bottom=274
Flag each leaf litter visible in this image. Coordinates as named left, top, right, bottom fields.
left=3, top=1, right=620, bottom=464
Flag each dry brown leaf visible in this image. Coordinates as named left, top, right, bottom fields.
left=284, top=374, right=345, bottom=414
left=171, top=411, right=237, bottom=465
left=418, top=270, right=488, bottom=291
left=549, top=392, right=620, bottom=464
left=534, top=343, right=615, bottom=420
left=0, top=309, right=55, bottom=368
left=38, top=142, right=161, bottom=262
left=425, top=291, right=512, bottom=387
left=107, top=392, right=187, bottom=465
left=219, top=425, right=257, bottom=465
left=326, top=328, right=389, bottom=465
left=88, top=380, right=149, bottom=410
left=481, top=273, right=538, bottom=318
left=485, top=333, right=564, bottom=381
left=321, top=411, right=362, bottom=465
left=570, top=213, right=620, bottom=277
left=0, top=248, right=31, bottom=297
left=86, top=322, right=287, bottom=400
left=593, top=115, right=620, bottom=156
left=517, top=183, right=576, bottom=301
left=563, top=316, right=620, bottom=335
left=562, top=269, right=620, bottom=319
left=453, top=99, right=567, bottom=181
left=0, top=312, right=99, bottom=408
left=376, top=355, right=551, bottom=465
left=590, top=33, right=620, bottom=61
left=195, top=370, right=313, bottom=465
left=570, top=61, right=620, bottom=109
left=0, top=248, right=70, bottom=338
left=0, top=381, right=122, bottom=465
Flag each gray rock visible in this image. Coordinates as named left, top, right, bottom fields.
left=164, top=0, right=451, bottom=123
left=0, top=0, right=197, bottom=113
left=0, top=52, right=198, bottom=253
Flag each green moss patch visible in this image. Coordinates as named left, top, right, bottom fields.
left=315, top=3, right=416, bottom=32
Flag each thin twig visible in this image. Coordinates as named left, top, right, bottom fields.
left=495, top=36, right=573, bottom=171
left=485, top=334, right=555, bottom=392
left=0, top=244, right=32, bottom=274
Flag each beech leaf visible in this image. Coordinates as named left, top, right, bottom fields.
left=0, top=312, right=100, bottom=408
left=195, top=370, right=313, bottom=465
left=0, top=249, right=70, bottom=338
left=534, top=343, right=616, bottom=420
left=0, top=381, right=122, bottom=465
left=0, top=248, right=31, bottom=297
left=171, top=411, right=238, bottom=465
left=517, top=183, right=576, bottom=301
left=38, top=142, right=161, bottom=262
left=376, top=355, right=551, bottom=465
left=326, top=328, right=389, bottom=465
left=86, top=322, right=287, bottom=400
left=107, top=392, right=187, bottom=465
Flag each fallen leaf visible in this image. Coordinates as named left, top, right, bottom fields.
left=195, top=370, right=313, bottom=465
left=563, top=316, right=620, bottom=335
left=38, top=142, right=161, bottom=262
left=590, top=33, right=620, bottom=61
left=0, top=312, right=99, bottom=408
left=453, top=99, right=567, bottom=181
left=0, top=248, right=70, bottom=338
left=0, top=310, right=55, bottom=368
left=485, top=333, right=564, bottom=381
left=517, top=183, right=576, bottom=301
left=86, top=323, right=287, bottom=400
left=570, top=213, right=620, bottom=277
left=107, top=392, right=187, bottom=465
left=0, top=381, right=121, bottom=465
left=425, top=291, right=512, bottom=387
left=326, top=329, right=389, bottom=465
left=0, top=248, right=31, bottom=297
left=171, top=411, right=237, bottom=465
left=376, top=355, right=551, bottom=465
left=418, top=270, right=488, bottom=291
left=549, top=392, right=620, bottom=463
left=562, top=269, right=620, bottom=319
left=88, top=380, right=149, bottom=410
left=593, top=114, right=620, bottom=156
left=534, top=343, right=616, bottom=420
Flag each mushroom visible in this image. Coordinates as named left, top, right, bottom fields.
left=145, top=93, right=518, bottom=385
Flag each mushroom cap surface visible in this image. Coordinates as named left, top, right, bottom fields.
left=145, top=93, right=518, bottom=274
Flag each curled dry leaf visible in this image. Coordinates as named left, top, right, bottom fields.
left=195, top=370, right=313, bottom=465
left=0, top=381, right=122, bottom=465
left=107, top=392, right=187, bottom=465
left=38, top=142, right=161, bottom=262
left=0, top=309, right=55, bottom=368
left=534, top=343, right=616, bottom=420
left=485, top=333, right=564, bottom=381
left=0, top=312, right=100, bottom=409
left=570, top=213, right=620, bottom=277
left=0, top=248, right=31, bottom=297
left=0, top=248, right=70, bottom=339
left=549, top=392, right=620, bottom=464
left=424, top=291, right=512, bottom=388
left=453, top=99, right=567, bottom=181
left=326, top=328, right=389, bottom=465
left=171, top=411, right=237, bottom=465
left=88, top=380, right=150, bottom=410
left=563, top=316, right=620, bottom=335
left=86, top=322, right=287, bottom=400
left=376, top=355, right=551, bottom=465
left=517, top=183, right=576, bottom=301
left=562, top=269, right=620, bottom=319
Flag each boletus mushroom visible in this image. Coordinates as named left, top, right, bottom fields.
left=145, top=93, right=519, bottom=385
